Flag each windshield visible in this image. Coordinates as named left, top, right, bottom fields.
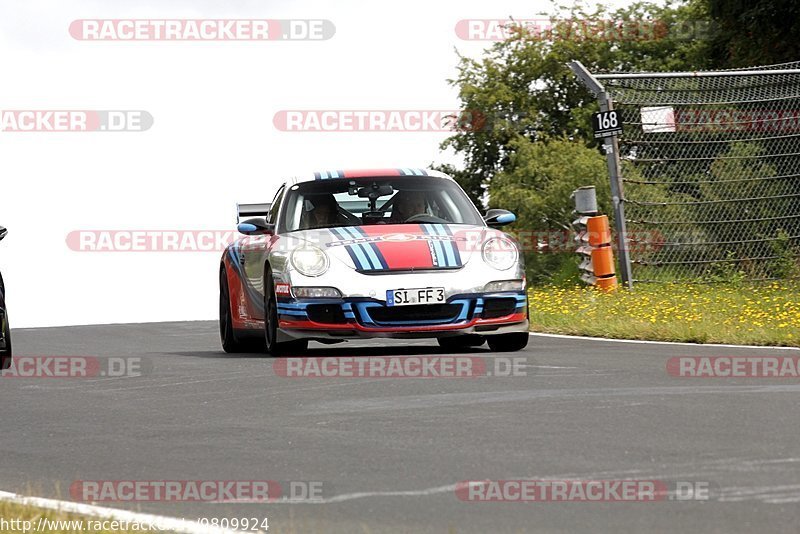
left=279, top=177, right=484, bottom=233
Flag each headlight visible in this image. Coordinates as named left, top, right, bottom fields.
left=482, top=237, right=518, bottom=270
left=484, top=279, right=525, bottom=292
left=290, top=245, right=329, bottom=277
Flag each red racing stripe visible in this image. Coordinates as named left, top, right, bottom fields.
left=341, top=168, right=403, bottom=178
left=358, top=224, right=435, bottom=269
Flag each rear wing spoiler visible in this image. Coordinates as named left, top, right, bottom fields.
left=236, top=203, right=271, bottom=223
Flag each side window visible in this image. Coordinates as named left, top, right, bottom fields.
left=434, top=191, right=460, bottom=223
left=267, top=185, right=285, bottom=224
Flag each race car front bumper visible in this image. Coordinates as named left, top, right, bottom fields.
left=275, top=291, right=529, bottom=341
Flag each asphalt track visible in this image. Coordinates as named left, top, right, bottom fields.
left=3, top=321, right=800, bottom=533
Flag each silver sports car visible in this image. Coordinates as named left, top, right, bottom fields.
left=220, top=168, right=528, bottom=354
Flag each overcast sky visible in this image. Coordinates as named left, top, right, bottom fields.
left=0, top=0, right=630, bottom=327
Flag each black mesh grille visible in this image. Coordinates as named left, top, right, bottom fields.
left=365, top=303, right=462, bottom=325
left=306, top=304, right=347, bottom=324
left=482, top=298, right=517, bottom=319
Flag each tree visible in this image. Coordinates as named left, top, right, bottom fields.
left=436, top=1, right=713, bottom=281
left=490, top=137, right=609, bottom=282
left=707, top=0, right=800, bottom=68
left=437, top=0, right=711, bottom=204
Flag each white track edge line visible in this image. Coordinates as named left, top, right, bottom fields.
left=529, top=332, right=800, bottom=351
left=0, top=490, right=243, bottom=534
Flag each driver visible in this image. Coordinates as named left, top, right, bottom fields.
left=389, top=190, right=427, bottom=223
left=300, top=194, right=348, bottom=229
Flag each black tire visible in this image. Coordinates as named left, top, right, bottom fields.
left=219, top=267, right=253, bottom=353
left=437, top=334, right=485, bottom=352
left=486, top=332, right=529, bottom=352
left=264, top=270, right=308, bottom=356
left=0, top=309, right=11, bottom=370
left=0, top=275, right=10, bottom=370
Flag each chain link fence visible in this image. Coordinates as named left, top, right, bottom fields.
left=574, top=61, right=800, bottom=283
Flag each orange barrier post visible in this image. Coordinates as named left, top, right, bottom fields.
left=571, top=186, right=617, bottom=291
left=587, top=216, right=617, bottom=291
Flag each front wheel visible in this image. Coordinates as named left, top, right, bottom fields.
left=219, top=268, right=254, bottom=353
left=486, top=332, right=529, bottom=352
left=264, top=270, right=308, bottom=356
left=0, top=308, right=11, bottom=370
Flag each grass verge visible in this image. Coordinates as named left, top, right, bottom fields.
left=529, top=282, right=800, bottom=347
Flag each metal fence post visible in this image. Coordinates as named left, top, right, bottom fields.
left=568, top=61, right=634, bottom=288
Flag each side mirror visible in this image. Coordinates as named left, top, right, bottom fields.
left=237, top=218, right=274, bottom=235
left=0, top=227, right=6, bottom=241
left=484, top=209, right=516, bottom=228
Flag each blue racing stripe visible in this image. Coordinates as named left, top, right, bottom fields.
left=348, top=242, right=372, bottom=270
left=423, top=224, right=449, bottom=267
left=277, top=309, right=307, bottom=316
left=228, top=245, right=239, bottom=265
left=277, top=303, right=307, bottom=309
left=430, top=225, right=455, bottom=266
left=439, top=225, right=459, bottom=266
left=330, top=227, right=348, bottom=239
left=432, top=236, right=448, bottom=267
left=350, top=235, right=382, bottom=270
left=448, top=236, right=462, bottom=266
left=343, top=227, right=383, bottom=270
left=361, top=247, right=382, bottom=270
left=331, top=228, right=368, bottom=270
left=340, top=227, right=373, bottom=268
left=365, top=242, right=389, bottom=269
left=433, top=224, right=462, bottom=267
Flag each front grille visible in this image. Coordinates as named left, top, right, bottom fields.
left=482, top=298, right=518, bottom=319
left=364, top=303, right=462, bottom=325
left=306, top=304, right=347, bottom=324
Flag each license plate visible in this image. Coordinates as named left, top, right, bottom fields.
left=387, top=287, right=446, bottom=306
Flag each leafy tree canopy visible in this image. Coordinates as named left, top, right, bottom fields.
left=708, top=0, right=800, bottom=68
left=436, top=0, right=711, bottom=204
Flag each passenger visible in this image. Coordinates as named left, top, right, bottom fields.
left=389, top=191, right=427, bottom=223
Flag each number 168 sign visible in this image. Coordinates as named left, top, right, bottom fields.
left=592, top=110, right=623, bottom=139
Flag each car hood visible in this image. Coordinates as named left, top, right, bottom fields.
left=288, top=223, right=498, bottom=272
